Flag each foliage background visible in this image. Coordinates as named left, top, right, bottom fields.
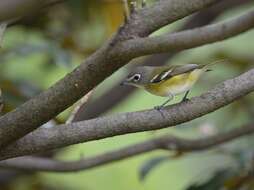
left=1, top=0, right=254, bottom=189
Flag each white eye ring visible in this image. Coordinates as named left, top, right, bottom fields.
left=132, top=74, right=141, bottom=82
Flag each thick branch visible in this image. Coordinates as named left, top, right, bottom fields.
left=117, top=10, right=254, bottom=57
left=0, top=68, right=254, bottom=160
left=0, top=125, right=253, bottom=172
left=0, top=0, right=221, bottom=148
left=122, top=0, right=220, bottom=38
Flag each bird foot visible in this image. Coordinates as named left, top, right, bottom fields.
left=154, top=106, right=166, bottom=118
left=154, top=105, right=163, bottom=110
left=181, top=98, right=189, bottom=103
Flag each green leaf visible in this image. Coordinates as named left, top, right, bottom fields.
left=185, top=170, right=234, bottom=190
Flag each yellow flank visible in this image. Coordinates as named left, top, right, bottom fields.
left=145, top=69, right=204, bottom=97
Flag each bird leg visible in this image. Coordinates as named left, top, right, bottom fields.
left=154, top=94, right=174, bottom=110
left=181, top=90, right=190, bottom=102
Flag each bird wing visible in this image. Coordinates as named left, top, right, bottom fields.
left=150, top=64, right=201, bottom=83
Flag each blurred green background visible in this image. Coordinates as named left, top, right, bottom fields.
left=1, top=0, right=254, bottom=190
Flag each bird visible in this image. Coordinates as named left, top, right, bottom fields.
left=121, top=61, right=223, bottom=110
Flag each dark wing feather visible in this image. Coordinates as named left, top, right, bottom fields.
left=150, top=69, right=172, bottom=83
left=169, top=64, right=201, bottom=76
left=150, top=64, right=201, bottom=83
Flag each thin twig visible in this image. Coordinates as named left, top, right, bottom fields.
left=130, top=1, right=137, bottom=14
left=116, top=10, right=254, bottom=57
left=0, top=125, right=253, bottom=172
left=66, top=90, right=93, bottom=124
left=122, top=0, right=130, bottom=21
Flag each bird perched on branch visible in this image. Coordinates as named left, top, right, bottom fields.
left=121, top=61, right=224, bottom=110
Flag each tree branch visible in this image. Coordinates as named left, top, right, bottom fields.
left=73, top=0, right=251, bottom=121
left=0, top=0, right=220, bottom=148
left=121, top=0, right=220, bottom=38
left=0, top=124, right=253, bottom=172
left=116, top=10, right=254, bottom=57
left=0, top=68, right=254, bottom=160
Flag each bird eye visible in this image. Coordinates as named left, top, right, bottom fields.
left=133, top=74, right=141, bottom=81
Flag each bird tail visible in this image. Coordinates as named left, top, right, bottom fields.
left=201, top=59, right=228, bottom=71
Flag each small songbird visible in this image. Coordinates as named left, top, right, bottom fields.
left=121, top=62, right=219, bottom=110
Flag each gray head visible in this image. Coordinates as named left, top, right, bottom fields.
left=121, top=66, right=155, bottom=88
